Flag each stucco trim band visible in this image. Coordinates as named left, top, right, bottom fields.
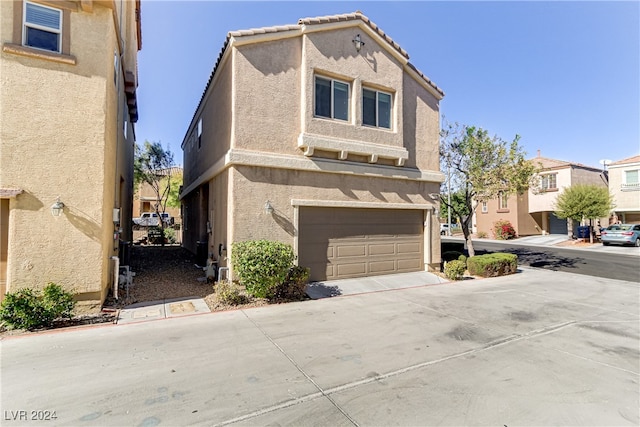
left=179, top=148, right=445, bottom=200
left=2, top=43, right=77, bottom=65
left=298, top=133, right=409, bottom=166
left=292, top=199, right=436, bottom=211
left=0, top=188, right=24, bottom=198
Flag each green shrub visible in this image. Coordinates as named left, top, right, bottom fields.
left=163, top=227, right=176, bottom=244
left=444, top=260, right=466, bottom=281
left=0, top=283, right=75, bottom=330
left=476, top=231, right=488, bottom=239
left=231, top=240, right=295, bottom=299
left=271, top=266, right=310, bottom=301
left=494, top=220, right=517, bottom=240
left=442, top=251, right=464, bottom=262
left=467, top=253, right=518, bottom=277
left=215, top=280, right=248, bottom=305
left=458, top=254, right=467, bottom=266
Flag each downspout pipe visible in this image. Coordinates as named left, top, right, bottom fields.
left=111, top=256, right=119, bottom=300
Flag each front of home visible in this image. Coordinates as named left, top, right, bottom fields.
left=607, top=155, right=640, bottom=224
left=180, top=12, right=445, bottom=282
left=474, top=155, right=608, bottom=237
left=0, top=0, right=141, bottom=307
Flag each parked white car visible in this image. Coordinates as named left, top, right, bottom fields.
left=133, top=212, right=173, bottom=227
left=440, top=223, right=450, bottom=235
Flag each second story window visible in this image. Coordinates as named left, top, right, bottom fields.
left=23, top=1, right=62, bottom=53
left=362, top=88, right=392, bottom=129
left=197, top=118, right=203, bottom=149
left=315, top=76, right=349, bottom=121
left=624, top=169, right=639, bottom=190
left=540, top=173, right=557, bottom=191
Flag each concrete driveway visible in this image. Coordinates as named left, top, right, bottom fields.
left=1, top=268, right=638, bottom=426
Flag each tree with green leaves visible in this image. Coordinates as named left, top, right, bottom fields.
left=440, top=122, right=538, bottom=256
left=134, top=141, right=175, bottom=243
left=554, top=184, right=613, bottom=243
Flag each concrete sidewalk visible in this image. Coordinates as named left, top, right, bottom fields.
left=117, top=297, right=211, bottom=324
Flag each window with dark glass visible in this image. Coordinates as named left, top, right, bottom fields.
left=23, top=1, right=62, bottom=53
left=362, top=88, right=391, bottom=129
left=315, top=76, right=349, bottom=121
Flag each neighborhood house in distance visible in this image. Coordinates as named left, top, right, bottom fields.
left=473, top=154, right=640, bottom=238
left=0, top=0, right=141, bottom=307
left=179, top=11, right=446, bottom=282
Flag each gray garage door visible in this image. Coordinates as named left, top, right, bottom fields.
left=299, top=207, right=424, bottom=282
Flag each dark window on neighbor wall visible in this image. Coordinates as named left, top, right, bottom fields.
left=315, top=76, right=349, bottom=121
left=362, top=88, right=391, bottom=129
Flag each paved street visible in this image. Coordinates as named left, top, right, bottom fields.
left=1, top=267, right=639, bottom=426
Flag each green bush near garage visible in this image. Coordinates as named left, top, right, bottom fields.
left=0, top=283, right=75, bottom=330
left=444, top=260, right=466, bottom=281
left=231, top=240, right=296, bottom=299
left=467, top=253, right=518, bottom=278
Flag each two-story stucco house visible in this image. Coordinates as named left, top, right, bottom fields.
left=608, top=155, right=640, bottom=224
left=474, top=155, right=608, bottom=237
left=180, top=12, right=445, bottom=282
left=0, top=0, right=141, bottom=308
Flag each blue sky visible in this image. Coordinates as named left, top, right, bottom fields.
left=135, top=1, right=639, bottom=169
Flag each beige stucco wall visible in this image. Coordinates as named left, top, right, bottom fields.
left=528, top=168, right=572, bottom=213
left=228, top=165, right=440, bottom=271
left=0, top=2, right=139, bottom=308
left=609, top=163, right=640, bottom=211
left=302, top=28, right=405, bottom=151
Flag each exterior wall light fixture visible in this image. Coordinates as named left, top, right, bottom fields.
left=264, top=200, right=274, bottom=215
left=51, top=197, right=65, bottom=217
left=353, top=34, right=365, bottom=52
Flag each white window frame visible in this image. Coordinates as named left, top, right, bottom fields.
left=540, top=173, right=557, bottom=191
left=362, top=87, right=393, bottom=129
left=625, top=169, right=639, bottom=184
left=314, top=76, right=350, bottom=122
left=481, top=201, right=488, bottom=213
left=23, top=1, right=62, bottom=53
left=498, top=192, right=508, bottom=210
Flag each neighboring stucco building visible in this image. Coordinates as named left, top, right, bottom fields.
left=180, top=12, right=445, bottom=282
left=0, top=0, right=141, bottom=308
left=474, top=155, right=607, bottom=237
left=608, top=155, right=640, bottom=224
left=133, top=167, right=182, bottom=222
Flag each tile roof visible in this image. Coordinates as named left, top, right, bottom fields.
left=183, top=11, right=444, bottom=147
left=610, top=155, right=640, bottom=166
left=531, top=156, right=600, bottom=171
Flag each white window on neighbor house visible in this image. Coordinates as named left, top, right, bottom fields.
left=540, top=173, right=558, bottom=191
left=624, top=169, right=639, bottom=190
left=498, top=192, right=508, bottom=210
left=197, top=118, right=203, bottom=149
left=362, top=88, right=392, bottom=129
left=23, top=1, right=62, bottom=53
left=314, top=76, right=349, bottom=121
left=481, top=201, right=488, bottom=213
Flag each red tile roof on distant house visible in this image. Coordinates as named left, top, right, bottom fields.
left=183, top=11, right=443, bottom=148
left=610, top=155, right=640, bottom=166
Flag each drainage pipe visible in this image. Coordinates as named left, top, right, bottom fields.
left=111, top=256, right=119, bottom=300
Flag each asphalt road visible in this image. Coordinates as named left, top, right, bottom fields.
left=442, top=237, right=640, bottom=283
left=1, top=268, right=638, bottom=426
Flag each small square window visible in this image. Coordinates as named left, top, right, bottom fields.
left=315, top=76, right=349, bottom=121
left=23, top=2, right=62, bottom=53
left=481, top=201, right=488, bottom=213
left=362, top=88, right=392, bottom=129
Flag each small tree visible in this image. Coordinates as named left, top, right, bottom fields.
left=134, top=141, right=175, bottom=243
left=440, top=122, right=538, bottom=256
left=554, top=184, right=613, bottom=243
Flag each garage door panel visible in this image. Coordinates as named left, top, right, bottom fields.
left=369, top=244, right=395, bottom=255
left=369, top=260, right=396, bottom=273
left=337, top=245, right=366, bottom=257
left=299, top=207, right=424, bottom=281
left=398, top=242, right=421, bottom=254
left=337, top=262, right=367, bottom=276
left=398, top=258, right=422, bottom=271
